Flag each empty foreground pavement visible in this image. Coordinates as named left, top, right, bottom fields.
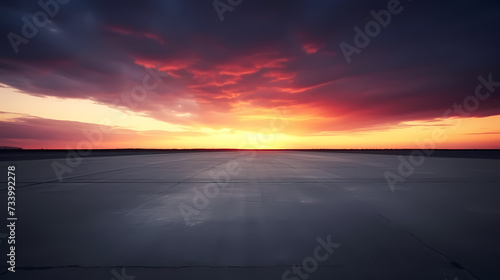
left=1, top=151, right=499, bottom=280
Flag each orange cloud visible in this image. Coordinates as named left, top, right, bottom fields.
left=302, top=42, right=325, bottom=54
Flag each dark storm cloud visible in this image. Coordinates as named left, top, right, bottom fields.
left=0, top=0, right=499, bottom=132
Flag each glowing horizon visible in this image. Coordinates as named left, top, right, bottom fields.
left=2, top=84, right=499, bottom=150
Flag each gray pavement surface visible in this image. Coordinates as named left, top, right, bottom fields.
left=0, top=151, right=499, bottom=280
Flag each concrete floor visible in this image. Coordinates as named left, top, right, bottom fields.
left=0, top=151, right=499, bottom=279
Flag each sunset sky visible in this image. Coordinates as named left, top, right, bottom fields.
left=1, top=0, right=499, bottom=149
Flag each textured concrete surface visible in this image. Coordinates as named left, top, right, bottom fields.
left=0, top=151, right=499, bottom=279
